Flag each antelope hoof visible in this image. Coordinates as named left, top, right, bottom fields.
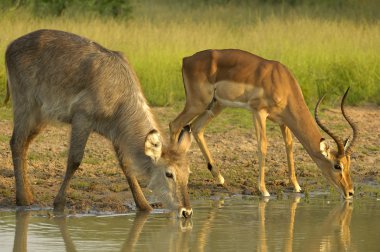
left=294, top=188, right=303, bottom=193
left=136, top=204, right=153, bottom=212
left=53, top=198, right=66, bottom=213
left=216, top=174, right=225, bottom=185
left=261, top=190, right=271, bottom=197
left=293, top=185, right=302, bottom=193
left=16, top=191, right=34, bottom=206
left=16, top=197, right=34, bottom=206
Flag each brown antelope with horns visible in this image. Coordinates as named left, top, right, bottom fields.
left=170, top=49, right=357, bottom=199
left=5, top=29, right=193, bottom=218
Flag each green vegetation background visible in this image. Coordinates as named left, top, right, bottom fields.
left=0, top=0, right=379, bottom=107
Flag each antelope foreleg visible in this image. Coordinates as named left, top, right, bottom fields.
left=191, top=102, right=225, bottom=185
left=114, top=145, right=152, bottom=211
left=253, top=110, right=269, bottom=197
left=280, top=125, right=302, bottom=193
left=126, top=176, right=153, bottom=211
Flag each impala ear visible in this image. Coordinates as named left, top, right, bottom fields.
left=320, top=138, right=330, bottom=158
left=177, top=125, right=192, bottom=153
left=344, top=137, right=350, bottom=152
left=145, top=130, right=162, bottom=163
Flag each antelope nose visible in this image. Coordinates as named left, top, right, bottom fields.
left=349, top=191, right=354, bottom=197
left=180, top=208, right=193, bottom=218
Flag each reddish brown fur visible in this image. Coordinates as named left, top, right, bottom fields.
left=170, top=49, right=356, bottom=198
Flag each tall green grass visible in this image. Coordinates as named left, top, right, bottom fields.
left=0, top=0, right=379, bottom=106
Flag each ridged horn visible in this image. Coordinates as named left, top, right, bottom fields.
left=315, top=94, right=345, bottom=156
left=340, top=87, right=358, bottom=155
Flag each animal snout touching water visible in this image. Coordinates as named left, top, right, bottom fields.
left=180, top=207, right=193, bottom=218
left=5, top=29, right=192, bottom=217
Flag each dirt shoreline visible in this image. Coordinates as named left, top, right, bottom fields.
left=1, top=106, right=379, bottom=213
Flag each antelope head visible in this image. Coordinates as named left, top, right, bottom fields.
left=315, top=88, right=358, bottom=199
left=145, top=127, right=193, bottom=218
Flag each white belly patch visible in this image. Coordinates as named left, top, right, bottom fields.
left=214, top=81, right=264, bottom=110
left=215, top=96, right=252, bottom=110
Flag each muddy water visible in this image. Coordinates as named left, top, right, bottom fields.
left=1, top=196, right=380, bottom=252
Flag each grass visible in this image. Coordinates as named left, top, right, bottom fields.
left=0, top=107, right=12, bottom=121
left=0, top=0, right=379, bottom=109
left=0, top=134, right=9, bottom=144
left=70, top=180, right=95, bottom=191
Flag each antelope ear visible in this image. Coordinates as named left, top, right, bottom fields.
left=344, top=137, right=350, bottom=151
left=145, top=130, right=162, bottom=163
left=320, top=138, right=330, bottom=158
left=177, top=126, right=192, bottom=153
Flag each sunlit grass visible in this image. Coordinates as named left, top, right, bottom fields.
left=0, top=1, right=379, bottom=107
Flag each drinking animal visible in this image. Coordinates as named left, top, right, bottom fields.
left=5, top=29, right=193, bottom=217
left=170, top=49, right=357, bottom=199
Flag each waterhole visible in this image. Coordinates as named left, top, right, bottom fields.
left=1, top=195, right=379, bottom=251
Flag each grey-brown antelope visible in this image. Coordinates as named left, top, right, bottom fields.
left=170, top=49, right=357, bottom=199
left=5, top=29, right=193, bottom=217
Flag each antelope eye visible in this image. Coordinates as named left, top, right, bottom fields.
left=334, top=164, right=342, bottom=170
left=165, top=172, right=174, bottom=179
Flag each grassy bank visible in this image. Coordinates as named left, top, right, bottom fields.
left=0, top=0, right=379, bottom=106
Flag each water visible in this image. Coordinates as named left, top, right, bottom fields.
left=1, top=195, right=380, bottom=252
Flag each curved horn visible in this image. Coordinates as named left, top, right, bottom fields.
left=315, top=94, right=345, bottom=156
left=341, top=87, right=358, bottom=155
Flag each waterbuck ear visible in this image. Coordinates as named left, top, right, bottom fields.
left=145, top=130, right=162, bottom=163
left=320, top=138, right=330, bottom=158
left=177, top=126, right=192, bottom=153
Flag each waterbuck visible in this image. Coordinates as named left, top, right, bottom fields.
left=5, top=29, right=193, bottom=217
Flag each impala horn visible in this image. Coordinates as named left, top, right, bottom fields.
left=340, top=87, right=358, bottom=155
left=315, top=93, right=345, bottom=157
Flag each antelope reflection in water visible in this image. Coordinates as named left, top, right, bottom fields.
left=12, top=210, right=193, bottom=252
left=257, top=197, right=354, bottom=252
left=13, top=211, right=78, bottom=252
left=196, top=200, right=224, bottom=252
left=12, top=199, right=353, bottom=252
left=256, top=197, right=299, bottom=252
left=119, top=212, right=193, bottom=252
left=13, top=211, right=29, bottom=252
left=309, top=201, right=354, bottom=252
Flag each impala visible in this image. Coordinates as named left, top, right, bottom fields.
left=170, top=49, right=357, bottom=199
left=5, top=29, right=193, bottom=217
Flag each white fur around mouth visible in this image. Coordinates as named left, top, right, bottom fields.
left=178, top=207, right=193, bottom=218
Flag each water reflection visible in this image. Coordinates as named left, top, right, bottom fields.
left=11, top=210, right=193, bottom=252
left=305, top=201, right=353, bottom=252
left=257, top=197, right=300, bottom=252
left=9, top=198, right=356, bottom=252
left=119, top=212, right=148, bottom=252
left=257, top=197, right=353, bottom=252
left=196, top=200, right=223, bottom=252
left=54, top=217, right=77, bottom=252
left=13, top=211, right=29, bottom=252
left=118, top=212, right=193, bottom=252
